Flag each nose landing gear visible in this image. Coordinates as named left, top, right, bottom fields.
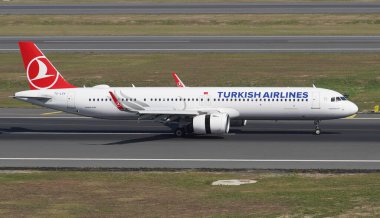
left=314, top=120, right=321, bottom=135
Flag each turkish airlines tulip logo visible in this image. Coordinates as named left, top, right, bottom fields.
left=27, top=56, right=59, bottom=89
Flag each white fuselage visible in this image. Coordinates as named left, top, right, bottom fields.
left=15, top=86, right=358, bottom=120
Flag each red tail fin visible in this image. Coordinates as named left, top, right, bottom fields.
left=18, top=42, right=76, bottom=90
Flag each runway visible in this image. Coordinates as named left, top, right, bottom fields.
left=2, top=3, right=380, bottom=14
left=2, top=36, right=380, bottom=53
left=0, top=108, right=379, bottom=170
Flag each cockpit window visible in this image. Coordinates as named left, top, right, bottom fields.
left=332, top=96, right=347, bottom=102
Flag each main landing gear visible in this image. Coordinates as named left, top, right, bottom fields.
left=314, top=120, right=321, bottom=135
left=174, top=125, right=193, bottom=137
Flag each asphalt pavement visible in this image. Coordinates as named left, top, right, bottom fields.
left=2, top=36, right=380, bottom=53
left=1, top=3, right=380, bottom=14
left=0, top=108, right=379, bottom=170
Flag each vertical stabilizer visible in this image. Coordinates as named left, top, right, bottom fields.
left=18, top=42, right=76, bottom=90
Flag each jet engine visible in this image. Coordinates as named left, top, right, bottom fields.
left=230, top=119, right=247, bottom=127
left=192, top=113, right=230, bottom=134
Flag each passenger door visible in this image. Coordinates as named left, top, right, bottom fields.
left=199, top=94, right=211, bottom=107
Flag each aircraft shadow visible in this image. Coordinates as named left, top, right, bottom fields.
left=231, top=129, right=341, bottom=135
left=0, top=127, right=167, bottom=134
left=103, top=134, right=175, bottom=145
left=103, top=134, right=224, bottom=145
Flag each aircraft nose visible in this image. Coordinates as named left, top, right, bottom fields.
left=349, top=101, right=358, bottom=115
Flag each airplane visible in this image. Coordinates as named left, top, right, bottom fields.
left=14, top=42, right=358, bottom=137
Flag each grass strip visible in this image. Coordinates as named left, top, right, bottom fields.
left=2, top=14, right=380, bottom=36
left=0, top=171, right=380, bottom=217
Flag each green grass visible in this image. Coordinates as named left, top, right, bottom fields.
left=0, top=171, right=380, bottom=217
left=2, top=14, right=380, bottom=35
left=1, top=52, right=379, bottom=111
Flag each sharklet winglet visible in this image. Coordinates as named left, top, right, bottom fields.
left=109, top=91, right=126, bottom=111
left=172, top=72, right=186, bottom=88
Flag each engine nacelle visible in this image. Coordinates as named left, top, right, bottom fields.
left=193, top=113, right=230, bottom=134
left=230, top=119, right=247, bottom=127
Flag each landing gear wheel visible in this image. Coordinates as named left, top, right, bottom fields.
left=314, top=120, right=321, bottom=135
left=174, top=128, right=185, bottom=137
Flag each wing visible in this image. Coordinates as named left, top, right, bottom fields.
left=109, top=90, right=199, bottom=116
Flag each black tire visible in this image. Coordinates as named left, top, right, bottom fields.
left=175, top=128, right=184, bottom=137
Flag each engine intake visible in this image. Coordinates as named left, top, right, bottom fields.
left=193, top=113, right=230, bottom=134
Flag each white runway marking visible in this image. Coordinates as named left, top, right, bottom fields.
left=45, top=41, right=190, bottom=43
left=0, top=117, right=89, bottom=119
left=0, top=158, right=379, bottom=163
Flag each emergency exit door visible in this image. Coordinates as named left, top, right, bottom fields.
left=311, top=92, right=320, bottom=109
left=67, top=92, right=76, bottom=109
